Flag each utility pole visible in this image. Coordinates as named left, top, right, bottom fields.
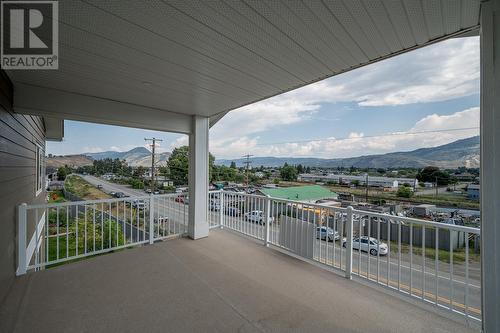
left=145, top=137, right=163, bottom=192
left=365, top=173, right=369, bottom=202
left=242, top=154, right=253, bottom=188
left=435, top=176, right=438, bottom=198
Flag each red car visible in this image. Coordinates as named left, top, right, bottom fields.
left=175, top=196, right=188, bottom=204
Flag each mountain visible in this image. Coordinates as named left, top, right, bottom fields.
left=84, top=147, right=171, bottom=167
left=46, top=154, right=93, bottom=169
left=216, top=136, right=480, bottom=169
left=85, top=147, right=150, bottom=161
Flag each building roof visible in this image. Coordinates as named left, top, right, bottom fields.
left=260, top=185, right=336, bottom=202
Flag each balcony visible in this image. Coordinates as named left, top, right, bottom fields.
left=2, top=191, right=480, bottom=332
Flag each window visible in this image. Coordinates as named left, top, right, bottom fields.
left=35, top=144, right=44, bottom=196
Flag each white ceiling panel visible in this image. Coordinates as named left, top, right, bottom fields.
left=6, top=0, right=480, bottom=131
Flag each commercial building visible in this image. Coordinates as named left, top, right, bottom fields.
left=298, top=173, right=418, bottom=188
left=468, top=184, right=481, bottom=199
left=259, top=185, right=337, bottom=203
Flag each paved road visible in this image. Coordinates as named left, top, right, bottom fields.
left=80, top=174, right=145, bottom=197
left=79, top=174, right=220, bottom=235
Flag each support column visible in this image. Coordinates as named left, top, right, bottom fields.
left=188, top=116, right=209, bottom=239
left=480, top=2, right=500, bottom=331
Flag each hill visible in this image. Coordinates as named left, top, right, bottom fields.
left=46, top=154, right=94, bottom=169
left=216, top=136, right=480, bottom=169
left=84, top=147, right=171, bottom=167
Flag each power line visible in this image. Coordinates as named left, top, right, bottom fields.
left=254, top=127, right=479, bottom=146
left=145, top=137, right=163, bottom=192
left=242, top=154, right=253, bottom=187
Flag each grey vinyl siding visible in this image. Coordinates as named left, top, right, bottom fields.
left=0, top=70, right=46, bottom=305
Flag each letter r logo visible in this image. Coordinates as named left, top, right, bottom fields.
left=2, top=2, right=55, bottom=55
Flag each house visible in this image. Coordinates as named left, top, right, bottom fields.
left=467, top=184, right=481, bottom=199
left=0, top=1, right=497, bottom=332
left=423, top=182, right=434, bottom=188
left=413, top=204, right=437, bottom=217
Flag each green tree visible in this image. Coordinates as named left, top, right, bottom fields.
left=133, top=166, right=147, bottom=179
left=397, top=185, right=413, bottom=198
left=158, top=166, right=169, bottom=177
left=57, top=166, right=68, bottom=180
left=167, top=146, right=215, bottom=185
left=230, top=161, right=237, bottom=169
left=280, top=163, right=298, bottom=181
left=417, top=166, right=452, bottom=185
left=167, top=146, right=189, bottom=185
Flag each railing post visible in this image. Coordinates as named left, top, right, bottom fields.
left=149, top=194, right=154, bottom=244
left=17, top=203, right=27, bottom=276
left=219, top=190, right=224, bottom=229
left=265, top=196, right=271, bottom=246
left=345, top=206, right=354, bottom=279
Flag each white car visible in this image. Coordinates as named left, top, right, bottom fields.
left=244, top=210, right=274, bottom=225
left=343, top=236, right=388, bottom=256
left=316, top=226, right=339, bottom=242
left=131, top=199, right=146, bottom=209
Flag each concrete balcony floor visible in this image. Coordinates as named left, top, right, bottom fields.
left=0, top=229, right=476, bottom=333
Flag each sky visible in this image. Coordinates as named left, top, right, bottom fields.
left=47, top=36, right=480, bottom=160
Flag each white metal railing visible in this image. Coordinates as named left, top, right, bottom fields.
left=17, top=193, right=188, bottom=274
left=17, top=189, right=481, bottom=322
left=215, top=190, right=481, bottom=323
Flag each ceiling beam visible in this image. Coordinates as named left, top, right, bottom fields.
left=13, top=83, right=193, bottom=134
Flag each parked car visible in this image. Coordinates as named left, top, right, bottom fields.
left=244, top=210, right=274, bottom=225
left=342, top=236, right=388, bottom=256
left=131, top=199, right=146, bottom=209
left=225, top=206, right=241, bottom=217
left=157, top=216, right=168, bottom=224
left=145, top=189, right=152, bottom=194
left=109, top=191, right=116, bottom=197
left=209, top=200, right=221, bottom=211
left=153, top=190, right=160, bottom=195
left=175, top=196, right=189, bottom=205
left=114, top=192, right=125, bottom=198
left=97, top=184, right=103, bottom=189
left=316, top=226, right=339, bottom=242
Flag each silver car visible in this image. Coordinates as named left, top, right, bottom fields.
left=316, top=226, right=339, bottom=242
left=244, top=210, right=274, bottom=225
left=343, top=236, right=388, bottom=256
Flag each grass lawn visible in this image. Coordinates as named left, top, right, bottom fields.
left=65, top=175, right=111, bottom=200
left=46, top=216, right=125, bottom=268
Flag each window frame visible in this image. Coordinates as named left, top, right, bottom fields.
left=35, top=143, right=44, bottom=196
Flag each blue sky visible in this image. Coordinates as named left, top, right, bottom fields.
left=48, top=37, right=480, bottom=160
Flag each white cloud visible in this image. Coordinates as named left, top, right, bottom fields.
left=225, top=107, right=479, bottom=159
left=211, top=37, right=480, bottom=159
left=83, top=146, right=105, bottom=153
left=169, top=136, right=189, bottom=151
